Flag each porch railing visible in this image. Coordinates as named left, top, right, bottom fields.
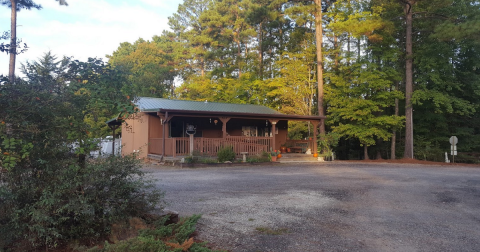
left=149, top=137, right=271, bottom=157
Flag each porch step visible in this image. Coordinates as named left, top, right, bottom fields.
left=147, top=154, right=163, bottom=161
left=278, top=153, right=319, bottom=163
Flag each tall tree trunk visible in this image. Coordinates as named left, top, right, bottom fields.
left=200, top=56, right=205, bottom=77
left=237, top=39, right=242, bottom=78
left=364, top=144, right=369, bottom=160
left=347, top=35, right=351, bottom=66
left=357, top=37, right=361, bottom=62
left=314, top=0, right=325, bottom=136
left=9, top=0, right=17, bottom=83
left=258, top=22, right=263, bottom=79
left=376, top=138, right=383, bottom=159
left=404, top=1, right=414, bottom=159
left=391, top=82, right=400, bottom=159
left=334, top=34, right=338, bottom=71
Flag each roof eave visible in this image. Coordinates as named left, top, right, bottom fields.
left=155, top=109, right=325, bottom=121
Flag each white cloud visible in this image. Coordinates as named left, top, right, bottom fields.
left=0, top=0, right=182, bottom=76
left=139, top=0, right=170, bottom=8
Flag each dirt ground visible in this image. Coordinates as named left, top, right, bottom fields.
left=346, top=158, right=479, bottom=166
left=146, top=160, right=480, bottom=252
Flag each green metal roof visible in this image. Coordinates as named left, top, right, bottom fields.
left=136, top=97, right=282, bottom=115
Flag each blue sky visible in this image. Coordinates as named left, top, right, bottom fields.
left=1, top=0, right=184, bottom=76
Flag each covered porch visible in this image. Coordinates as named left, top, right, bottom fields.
left=149, top=109, right=322, bottom=158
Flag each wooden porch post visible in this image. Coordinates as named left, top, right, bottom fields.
left=269, top=120, right=278, bottom=151
left=312, top=120, right=319, bottom=154
left=219, top=117, right=231, bottom=140
left=158, top=111, right=172, bottom=158
left=162, top=116, right=166, bottom=157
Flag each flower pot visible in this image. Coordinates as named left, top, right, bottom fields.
left=271, top=156, right=277, bottom=162
left=287, top=148, right=291, bottom=153
left=280, top=146, right=287, bottom=153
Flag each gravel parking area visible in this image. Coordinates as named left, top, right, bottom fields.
left=146, top=162, right=480, bottom=252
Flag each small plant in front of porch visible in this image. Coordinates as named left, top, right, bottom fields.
left=259, top=151, right=271, bottom=162
left=271, top=150, right=280, bottom=156
left=217, top=146, right=235, bottom=162
left=184, top=156, right=197, bottom=163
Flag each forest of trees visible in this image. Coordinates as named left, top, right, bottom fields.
left=107, top=0, right=480, bottom=161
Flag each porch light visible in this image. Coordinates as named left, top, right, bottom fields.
left=266, top=120, right=268, bottom=126
left=214, top=119, right=218, bottom=125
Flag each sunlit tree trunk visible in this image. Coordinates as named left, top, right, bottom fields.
left=404, top=1, right=414, bottom=159
left=314, top=0, right=325, bottom=136
left=258, top=22, right=263, bottom=79
left=391, top=82, right=400, bottom=159
left=8, top=0, right=17, bottom=83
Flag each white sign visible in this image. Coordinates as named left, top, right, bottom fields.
left=449, top=136, right=458, bottom=145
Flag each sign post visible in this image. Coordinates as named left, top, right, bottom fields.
left=449, top=136, right=458, bottom=163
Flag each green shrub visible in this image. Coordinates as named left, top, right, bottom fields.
left=184, top=156, right=196, bottom=163
left=259, top=151, right=271, bottom=162
left=0, top=155, right=163, bottom=250
left=217, top=146, right=235, bottom=162
left=0, top=59, right=162, bottom=251
left=414, top=136, right=444, bottom=161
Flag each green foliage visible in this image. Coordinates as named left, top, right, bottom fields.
left=318, top=132, right=341, bottom=155
left=107, top=39, right=176, bottom=98
left=217, top=146, right=235, bottom=163
left=201, top=158, right=219, bottom=164
left=88, top=215, right=223, bottom=252
left=246, top=151, right=271, bottom=163
left=0, top=56, right=162, bottom=250
left=271, top=150, right=280, bottom=156
left=413, top=136, right=444, bottom=161
left=259, top=151, right=272, bottom=162
left=287, top=121, right=310, bottom=140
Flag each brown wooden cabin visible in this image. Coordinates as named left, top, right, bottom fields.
left=120, top=97, right=325, bottom=160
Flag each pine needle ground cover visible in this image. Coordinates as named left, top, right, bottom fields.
left=87, top=215, right=224, bottom=252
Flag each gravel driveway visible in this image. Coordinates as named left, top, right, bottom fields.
left=146, top=162, right=480, bottom=252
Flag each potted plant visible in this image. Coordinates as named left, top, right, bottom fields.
left=318, top=151, right=332, bottom=161
left=285, top=142, right=293, bottom=153
left=280, top=145, right=287, bottom=153
left=271, top=150, right=280, bottom=161
left=317, top=132, right=340, bottom=161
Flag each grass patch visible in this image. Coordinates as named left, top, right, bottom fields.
left=255, top=227, right=289, bottom=235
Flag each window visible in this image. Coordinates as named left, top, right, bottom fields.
left=242, top=126, right=257, bottom=137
